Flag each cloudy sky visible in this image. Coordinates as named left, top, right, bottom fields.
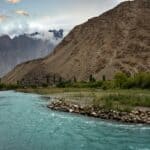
left=0, top=0, right=126, bottom=37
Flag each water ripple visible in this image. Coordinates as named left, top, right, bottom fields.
left=0, top=91, right=150, bottom=150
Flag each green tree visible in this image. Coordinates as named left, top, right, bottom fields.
left=114, top=72, right=128, bottom=88
left=59, top=77, right=62, bottom=83
left=134, top=72, right=150, bottom=89
left=102, top=75, right=106, bottom=81
left=46, top=75, right=50, bottom=84
left=53, top=74, right=56, bottom=84
left=89, top=75, right=96, bottom=82
left=73, top=76, right=77, bottom=83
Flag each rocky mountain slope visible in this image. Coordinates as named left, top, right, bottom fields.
left=0, top=30, right=63, bottom=77
left=2, top=0, right=150, bottom=85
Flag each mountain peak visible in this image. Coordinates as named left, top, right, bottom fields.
left=0, top=30, right=64, bottom=77
left=0, top=35, right=11, bottom=41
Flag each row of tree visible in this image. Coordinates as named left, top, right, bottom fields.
left=0, top=72, right=150, bottom=90
left=56, top=72, right=150, bottom=89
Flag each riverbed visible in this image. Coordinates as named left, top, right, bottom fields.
left=0, top=91, right=150, bottom=150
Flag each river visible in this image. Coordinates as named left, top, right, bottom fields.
left=0, top=91, right=150, bottom=150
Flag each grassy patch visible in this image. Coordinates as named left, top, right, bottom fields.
left=17, top=87, right=150, bottom=112
left=17, top=87, right=96, bottom=95
left=92, top=92, right=150, bottom=112
left=103, top=94, right=150, bottom=107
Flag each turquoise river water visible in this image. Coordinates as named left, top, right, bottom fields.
left=0, top=91, right=150, bottom=150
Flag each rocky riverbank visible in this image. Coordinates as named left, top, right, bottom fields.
left=48, top=100, right=150, bottom=124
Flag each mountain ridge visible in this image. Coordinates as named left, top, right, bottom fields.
left=2, top=0, right=150, bottom=85
left=0, top=30, right=64, bottom=77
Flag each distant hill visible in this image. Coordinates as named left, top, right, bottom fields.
left=2, top=0, right=150, bottom=85
left=0, top=30, right=63, bottom=77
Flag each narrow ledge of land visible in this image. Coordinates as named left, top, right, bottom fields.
left=48, top=100, right=150, bottom=125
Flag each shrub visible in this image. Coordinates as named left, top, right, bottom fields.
left=42, top=83, right=49, bottom=88
left=123, top=72, right=150, bottom=89
left=101, top=81, right=115, bottom=90
left=134, top=72, right=150, bottom=89
left=114, top=72, right=128, bottom=88
left=0, top=84, right=6, bottom=89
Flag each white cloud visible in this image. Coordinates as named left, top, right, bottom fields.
left=0, top=0, right=128, bottom=37
left=15, top=10, right=29, bottom=16
left=0, top=15, right=73, bottom=37
left=7, top=0, right=21, bottom=4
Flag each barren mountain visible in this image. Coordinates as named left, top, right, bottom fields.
left=2, top=0, right=150, bottom=85
left=0, top=30, right=63, bottom=77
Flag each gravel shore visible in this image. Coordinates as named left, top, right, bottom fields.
left=48, top=100, right=150, bottom=124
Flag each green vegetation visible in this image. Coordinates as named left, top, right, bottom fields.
left=0, top=72, right=150, bottom=91
left=114, top=72, right=150, bottom=89
left=57, top=80, right=103, bottom=88
left=16, top=85, right=150, bottom=112
left=0, top=72, right=149, bottom=118
left=17, top=87, right=96, bottom=94
left=0, top=78, right=24, bottom=90
left=1, top=72, right=150, bottom=112
left=0, top=83, right=22, bottom=90
left=56, top=72, right=150, bottom=89
left=92, top=92, right=150, bottom=112
left=89, top=74, right=96, bottom=82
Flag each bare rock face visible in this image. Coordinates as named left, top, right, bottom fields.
left=2, top=0, right=150, bottom=85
